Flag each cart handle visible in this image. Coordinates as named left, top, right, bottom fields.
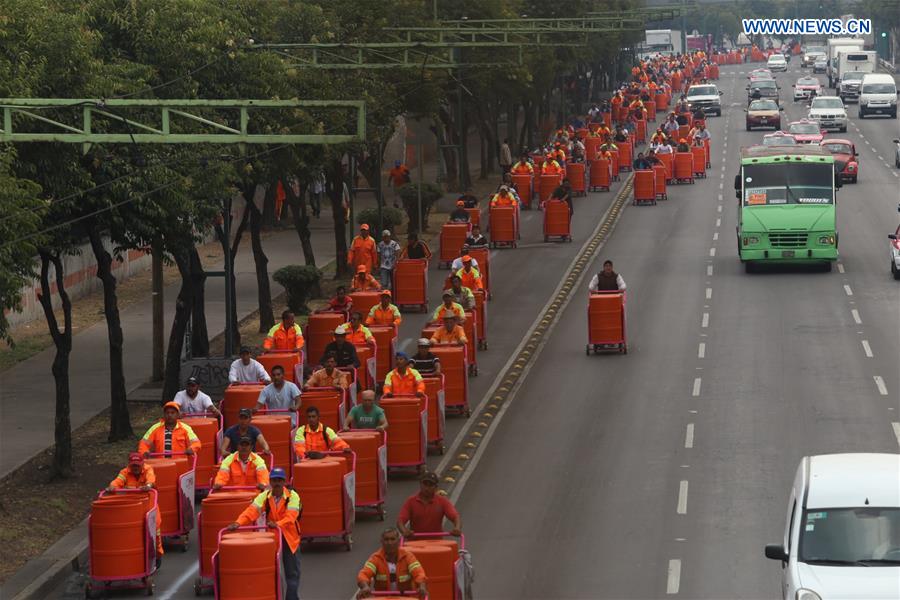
left=183, top=411, right=224, bottom=429
left=217, top=524, right=282, bottom=546
left=98, top=487, right=159, bottom=504
left=401, top=531, right=465, bottom=548
left=310, top=450, right=357, bottom=472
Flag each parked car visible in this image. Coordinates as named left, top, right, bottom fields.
left=820, top=139, right=858, bottom=183
left=793, top=76, right=822, bottom=102
left=788, top=120, right=825, bottom=144
left=765, top=454, right=900, bottom=600
left=748, top=79, right=780, bottom=105
left=807, top=96, right=848, bottom=132
left=746, top=99, right=783, bottom=130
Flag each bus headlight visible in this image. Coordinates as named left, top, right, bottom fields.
left=818, top=235, right=835, bottom=245
left=743, top=236, right=760, bottom=246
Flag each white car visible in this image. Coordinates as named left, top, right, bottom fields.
left=768, top=54, right=788, bottom=72
left=813, top=57, right=827, bottom=73
left=685, top=83, right=723, bottom=116
left=807, top=96, right=848, bottom=132
left=802, top=48, right=826, bottom=68
left=765, top=453, right=900, bottom=600
left=793, top=76, right=822, bottom=102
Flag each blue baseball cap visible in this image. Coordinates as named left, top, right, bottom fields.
left=395, top=351, right=409, bottom=360
left=270, top=467, right=287, bottom=480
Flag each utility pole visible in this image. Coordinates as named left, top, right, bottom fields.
left=681, top=0, right=688, bottom=55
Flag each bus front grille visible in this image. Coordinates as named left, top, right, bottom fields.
left=769, top=233, right=808, bottom=248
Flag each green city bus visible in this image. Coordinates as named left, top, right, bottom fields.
left=734, top=146, right=840, bottom=272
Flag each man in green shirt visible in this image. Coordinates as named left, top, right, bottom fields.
left=344, top=390, right=388, bottom=431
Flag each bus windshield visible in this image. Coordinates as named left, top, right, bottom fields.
left=743, top=163, right=833, bottom=206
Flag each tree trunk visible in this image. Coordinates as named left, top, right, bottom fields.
left=249, top=198, right=275, bottom=333
left=284, top=178, right=317, bottom=267
left=325, top=160, right=350, bottom=278
left=214, top=203, right=250, bottom=353
left=87, top=229, right=133, bottom=442
left=189, top=247, right=209, bottom=357
left=436, top=105, right=460, bottom=190
left=37, top=250, right=73, bottom=479
left=163, top=248, right=193, bottom=402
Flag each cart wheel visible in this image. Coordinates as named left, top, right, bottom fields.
left=622, top=344, right=628, bottom=354
left=144, top=577, right=154, bottom=595
left=439, top=444, right=445, bottom=455
left=84, top=583, right=95, bottom=599
left=585, top=345, right=590, bottom=356
left=344, top=534, right=353, bottom=551
left=464, top=409, right=471, bottom=418
left=194, top=581, right=202, bottom=596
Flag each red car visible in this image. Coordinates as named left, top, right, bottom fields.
left=787, top=119, right=825, bottom=144
left=820, top=139, right=859, bottom=183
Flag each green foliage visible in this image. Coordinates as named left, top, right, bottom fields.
left=273, top=265, right=322, bottom=314
left=356, top=207, right=406, bottom=234
left=398, top=183, right=444, bottom=232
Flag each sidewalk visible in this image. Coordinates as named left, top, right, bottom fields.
left=0, top=217, right=338, bottom=478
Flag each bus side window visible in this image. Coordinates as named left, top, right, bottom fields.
left=734, top=174, right=742, bottom=199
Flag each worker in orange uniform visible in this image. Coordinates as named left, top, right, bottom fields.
left=348, top=223, right=377, bottom=274
left=106, top=452, right=164, bottom=565
left=366, top=290, right=402, bottom=328
left=432, top=291, right=466, bottom=323
left=304, top=352, right=350, bottom=390
left=138, top=402, right=201, bottom=457
left=432, top=315, right=468, bottom=346
left=213, top=436, right=270, bottom=491
left=356, top=527, right=427, bottom=599
left=228, top=468, right=301, bottom=600
left=293, top=405, right=350, bottom=460
left=489, top=186, right=518, bottom=207
left=350, top=265, right=382, bottom=292
left=345, top=312, right=375, bottom=345
left=510, top=153, right=533, bottom=175
left=456, top=256, right=483, bottom=291
left=541, top=156, right=563, bottom=175
left=382, top=352, right=425, bottom=398
left=263, top=310, right=304, bottom=352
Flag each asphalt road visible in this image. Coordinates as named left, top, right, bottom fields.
left=54, top=60, right=900, bottom=599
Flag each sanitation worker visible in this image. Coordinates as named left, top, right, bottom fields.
left=263, top=310, right=305, bottom=352
left=326, top=285, right=353, bottom=314
left=345, top=312, right=375, bottom=346
left=172, top=376, right=221, bottom=417
left=212, top=436, right=270, bottom=491
left=465, top=224, right=488, bottom=249
left=397, top=471, right=462, bottom=538
left=444, top=275, right=475, bottom=311
left=254, top=365, right=302, bottom=427
left=588, top=259, right=627, bottom=292
left=348, top=223, right=378, bottom=273
left=382, top=352, right=425, bottom=398
left=228, top=346, right=271, bottom=384
left=356, top=528, right=427, bottom=599
left=398, top=232, right=432, bottom=261
left=676, top=138, right=691, bottom=153
left=456, top=256, right=484, bottom=291
left=450, top=244, right=479, bottom=272
left=350, top=265, right=382, bottom=292
left=410, top=338, right=441, bottom=377
left=321, top=326, right=361, bottom=369
left=432, top=291, right=466, bottom=324
left=293, top=406, right=351, bottom=459
left=365, top=290, right=402, bottom=328
left=106, top=452, right=164, bottom=564
left=432, top=315, right=468, bottom=346
left=228, top=467, right=302, bottom=600
left=221, top=408, right=271, bottom=457
left=344, top=389, right=388, bottom=431
left=448, top=200, right=471, bottom=223
left=138, top=402, right=201, bottom=458
left=510, top=153, right=534, bottom=175
left=304, top=352, right=350, bottom=390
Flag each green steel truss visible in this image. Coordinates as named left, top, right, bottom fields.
left=390, top=16, right=645, bottom=39
left=0, top=98, right=365, bottom=145
left=255, top=42, right=536, bottom=70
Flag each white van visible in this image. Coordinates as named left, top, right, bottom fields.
left=858, top=73, right=898, bottom=118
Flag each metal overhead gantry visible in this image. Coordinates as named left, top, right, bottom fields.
left=0, top=97, right=366, bottom=378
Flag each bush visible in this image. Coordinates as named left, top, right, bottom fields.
left=272, top=265, right=322, bottom=315
left=356, top=206, right=405, bottom=235
left=398, top=183, right=444, bottom=233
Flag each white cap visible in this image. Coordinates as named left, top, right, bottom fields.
left=417, top=338, right=432, bottom=346
left=334, top=326, right=347, bottom=335
left=382, top=229, right=391, bottom=236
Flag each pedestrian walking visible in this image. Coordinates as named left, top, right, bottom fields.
left=499, top=138, right=513, bottom=174
left=377, top=230, right=401, bottom=290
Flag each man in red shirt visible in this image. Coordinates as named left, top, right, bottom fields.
left=388, top=160, right=411, bottom=208
left=397, top=471, right=462, bottom=538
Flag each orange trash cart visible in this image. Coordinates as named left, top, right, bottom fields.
left=182, top=415, right=220, bottom=494
left=299, top=388, right=346, bottom=435
left=633, top=170, right=657, bottom=206
left=567, top=162, right=586, bottom=197
left=473, top=289, right=488, bottom=350
left=510, top=173, right=533, bottom=210
left=461, top=310, right=478, bottom=377
left=379, top=396, right=427, bottom=474
left=222, top=383, right=266, bottom=429
left=250, top=413, right=293, bottom=475
left=353, top=342, right=377, bottom=392
left=703, top=138, right=711, bottom=168
left=439, top=223, right=470, bottom=269
left=587, top=292, right=627, bottom=355
left=467, top=247, right=490, bottom=300
left=543, top=199, right=572, bottom=242
left=538, top=173, right=561, bottom=206
left=658, top=152, right=674, bottom=182
left=194, top=488, right=259, bottom=594
left=618, top=141, right=633, bottom=173
left=428, top=345, right=468, bottom=416
left=294, top=454, right=356, bottom=550
left=393, top=259, right=429, bottom=313
left=691, top=146, right=707, bottom=178
left=404, top=533, right=468, bottom=600
left=87, top=489, right=159, bottom=596
left=145, top=453, right=196, bottom=550
left=258, top=351, right=302, bottom=384
left=348, top=291, right=381, bottom=324
left=213, top=527, right=281, bottom=600
left=341, top=430, right=387, bottom=519
left=589, top=158, right=611, bottom=191
left=488, top=206, right=517, bottom=249
left=306, top=312, right=346, bottom=369
left=421, top=375, right=446, bottom=453
left=652, top=164, right=668, bottom=200
left=464, top=207, right=481, bottom=227
left=368, top=325, right=397, bottom=385
left=673, top=152, right=694, bottom=184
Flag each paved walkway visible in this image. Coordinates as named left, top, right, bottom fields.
left=0, top=217, right=339, bottom=478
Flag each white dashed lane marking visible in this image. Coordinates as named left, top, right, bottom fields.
left=685, top=423, right=695, bottom=448
left=861, top=340, right=873, bottom=358
left=874, top=376, right=888, bottom=396
left=692, top=377, right=702, bottom=397
left=851, top=309, right=862, bottom=324
left=702, top=313, right=709, bottom=328
left=677, top=481, right=689, bottom=514
left=666, top=560, right=681, bottom=594
left=698, top=343, right=706, bottom=359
